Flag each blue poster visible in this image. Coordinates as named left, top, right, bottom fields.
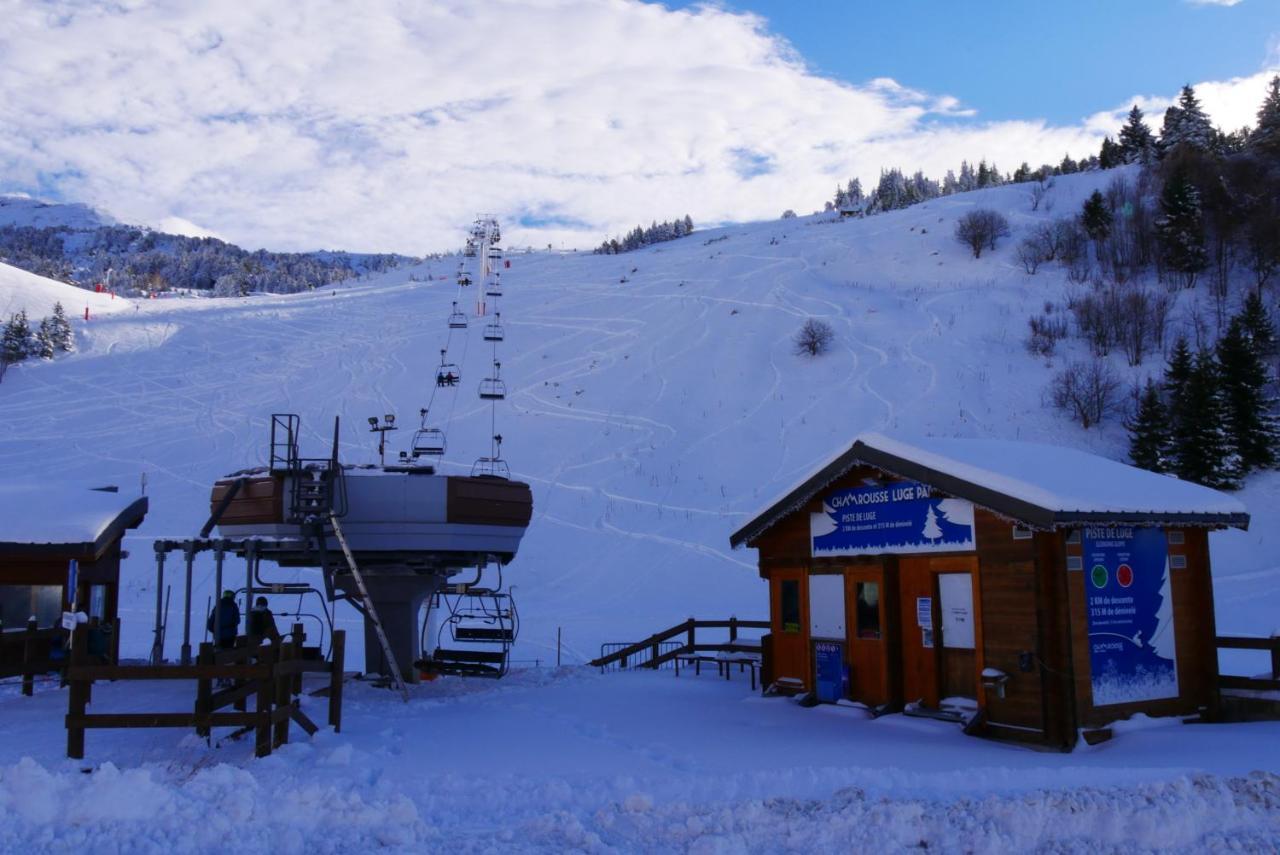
left=1082, top=527, right=1178, bottom=706
left=814, top=641, right=846, bottom=703
left=810, top=481, right=975, bottom=557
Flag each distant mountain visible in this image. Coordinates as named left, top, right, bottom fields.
left=0, top=194, right=419, bottom=297
left=0, top=195, right=112, bottom=231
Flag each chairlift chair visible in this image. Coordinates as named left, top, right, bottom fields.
left=479, top=362, right=506, bottom=400
left=410, top=427, right=446, bottom=458
left=457, top=273, right=472, bottom=287
left=447, top=301, right=468, bottom=329
left=483, top=315, right=504, bottom=342
left=487, top=246, right=502, bottom=260
left=435, top=349, right=461, bottom=387
left=471, top=456, right=511, bottom=479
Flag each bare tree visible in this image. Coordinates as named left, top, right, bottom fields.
left=954, top=209, right=1011, bottom=259
left=794, top=318, right=835, bottom=356
left=1050, top=359, right=1121, bottom=429
left=1029, top=176, right=1055, bottom=211
left=1017, top=236, right=1049, bottom=273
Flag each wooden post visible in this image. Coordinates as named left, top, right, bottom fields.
left=686, top=618, right=695, bottom=651
left=729, top=616, right=738, bottom=644
left=1271, top=633, right=1280, bottom=682
left=329, top=630, right=345, bottom=733
left=66, top=624, right=89, bottom=759
left=273, top=640, right=292, bottom=749
left=195, top=642, right=213, bottom=737
left=291, top=622, right=305, bottom=696
left=255, top=642, right=276, bottom=758
left=22, top=616, right=37, bottom=697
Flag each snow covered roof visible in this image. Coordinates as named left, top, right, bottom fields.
left=0, top=483, right=148, bottom=557
left=730, top=433, right=1250, bottom=548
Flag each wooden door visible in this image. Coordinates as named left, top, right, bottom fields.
left=938, top=572, right=977, bottom=700
left=897, top=557, right=939, bottom=707
left=769, top=569, right=809, bottom=687
left=846, top=567, right=889, bottom=706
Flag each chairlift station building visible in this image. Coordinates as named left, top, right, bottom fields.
left=730, top=434, right=1249, bottom=749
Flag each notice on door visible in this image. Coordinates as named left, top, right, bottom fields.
left=1082, top=527, right=1178, bottom=706
left=938, top=573, right=975, bottom=650
left=916, top=596, right=932, bottom=629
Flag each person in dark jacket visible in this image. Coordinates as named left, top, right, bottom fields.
left=248, top=596, right=281, bottom=642
left=207, top=590, right=240, bottom=649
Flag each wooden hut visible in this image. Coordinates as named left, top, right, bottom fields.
left=0, top=484, right=148, bottom=665
left=729, top=433, right=1249, bottom=750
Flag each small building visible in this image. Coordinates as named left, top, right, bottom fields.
left=0, top=484, right=148, bottom=663
left=729, top=433, right=1249, bottom=750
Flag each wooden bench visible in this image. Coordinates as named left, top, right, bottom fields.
left=674, top=651, right=761, bottom=691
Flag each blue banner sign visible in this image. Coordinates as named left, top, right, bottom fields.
left=814, top=641, right=846, bottom=703
left=810, top=481, right=975, bottom=557
left=1082, top=527, right=1178, bottom=706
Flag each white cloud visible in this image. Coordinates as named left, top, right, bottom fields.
left=0, top=1, right=1275, bottom=253
left=1185, top=0, right=1243, bottom=6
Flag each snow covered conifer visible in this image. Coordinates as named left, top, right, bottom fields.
left=34, top=318, right=56, bottom=359
left=1118, top=105, right=1155, bottom=163
left=1156, top=166, right=1208, bottom=288
left=1171, top=349, right=1238, bottom=488
left=1099, top=136, right=1124, bottom=169
left=1127, top=379, right=1171, bottom=473
left=1080, top=191, right=1113, bottom=241
left=1217, top=316, right=1279, bottom=474
left=49, top=301, right=75, bottom=352
left=1250, top=75, right=1280, bottom=157
left=1239, top=290, right=1277, bottom=361
left=1160, top=85, right=1215, bottom=155
left=1, top=311, right=33, bottom=364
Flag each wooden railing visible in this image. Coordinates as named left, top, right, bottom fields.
left=65, top=622, right=345, bottom=759
left=591, top=618, right=768, bottom=672
left=1217, top=635, right=1280, bottom=692
left=0, top=618, right=118, bottom=695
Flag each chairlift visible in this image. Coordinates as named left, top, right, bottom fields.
left=487, top=246, right=502, bottom=260
left=420, top=579, right=518, bottom=678
left=471, top=456, right=511, bottom=479
left=464, top=241, right=477, bottom=258
left=457, top=272, right=472, bottom=287
left=479, top=361, right=506, bottom=400
left=483, top=314, right=504, bottom=342
left=448, top=301, right=468, bottom=329
left=410, top=427, right=446, bottom=458
left=435, top=349, right=461, bottom=387
left=486, top=283, right=503, bottom=298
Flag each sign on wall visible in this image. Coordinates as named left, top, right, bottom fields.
left=1082, top=527, right=1178, bottom=706
left=808, top=574, right=846, bottom=639
left=814, top=641, right=846, bottom=703
left=811, top=481, right=975, bottom=557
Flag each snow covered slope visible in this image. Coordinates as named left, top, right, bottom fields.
left=0, top=261, right=129, bottom=321
left=0, top=167, right=1274, bottom=665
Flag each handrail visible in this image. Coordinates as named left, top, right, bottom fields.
left=590, top=617, right=767, bottom=670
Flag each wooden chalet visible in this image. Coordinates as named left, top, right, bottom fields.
left=0, top=484, right=148, bottom=668
left=729, top=433, right=1249, bottom=750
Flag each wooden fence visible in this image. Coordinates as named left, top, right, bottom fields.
left=1, top=618, right=74, bottom=695
left=1217, top=634, right=1280, bottom=692
left=65, top=623, right=345, bottom=759
left=591, top=618, right=768, bottom=672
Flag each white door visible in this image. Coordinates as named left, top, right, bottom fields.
left=808, top=574, right=846, bottom=640
left=938, top=573, right=975, bottom=649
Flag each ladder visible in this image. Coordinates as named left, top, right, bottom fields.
left=328, top=512, right=409, bottom=701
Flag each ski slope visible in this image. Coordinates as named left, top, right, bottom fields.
left=0, top=262, right=130, bottom=323
left=2, top=170, right=1279, bottom=850
left=2, top=168, right=1274, bottom=664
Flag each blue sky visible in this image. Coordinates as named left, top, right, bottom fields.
left=669, top=0, right=1280, bottom=124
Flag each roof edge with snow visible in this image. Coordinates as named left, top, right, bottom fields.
left=729, top=434, right=1250, bottom=549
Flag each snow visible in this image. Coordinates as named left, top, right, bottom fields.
left=859, top=431, right=1249, bottom=519
left=1, top=168, right=1279, bottom=848
left=0, top=194, right=111, bottom=231
left=0, top=261, right=130, bottom=322
left=0, top=483, right=141, bottom=546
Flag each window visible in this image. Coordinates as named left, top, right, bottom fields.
left=1011, top=527, right=1033, bottom=540
left=0, top=585, right=62, bottom=629
left=89, top=585, right=107, bottom=620
left=855, top=581, right=881, bottom=639
left=780, top=579, right=801, bottom=633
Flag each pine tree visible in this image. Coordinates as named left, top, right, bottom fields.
left=1172, top=349, right=1238, bottom=488
left=1249, top=75, right=1280, bottom=157
left=34, top=318, right=55, bottom=359
left=1238, top=290, right=1277, bottom=360
left=1081, top=190, right=1113, bottom=241
left=49, top=301, right=75, bottom=352
left=1118, top=105, right=1155, bottom=163
left=1160, top=85, right=1215, bottom=154
left=1099, top=136, right=1124, bottom=169
left=1217, top=315, right=1279, bottom=474
left=1127, top=379, right=1172, bottom=472
left=1156, top=166, right=1208, bottom=288
left=1164, top=337, right=1194, bottom=466
left=1, top=311, right=33, bottom=364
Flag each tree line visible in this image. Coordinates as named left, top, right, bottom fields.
left=1, top=302, right=75, bottom=377
left=594, top=216, right=695, bottom=254
left=0, top=224, right=415, bottom=297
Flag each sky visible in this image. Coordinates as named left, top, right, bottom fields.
left=0, top=0, right=1277, bottom=255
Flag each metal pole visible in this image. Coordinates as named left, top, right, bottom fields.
left=150, top=544, right=166, bottom=665
left=557, top=626, right=562, bottom=668
left=180, top=542, right=195, bottom=665
left=245, top=542, right=256, bottom=639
